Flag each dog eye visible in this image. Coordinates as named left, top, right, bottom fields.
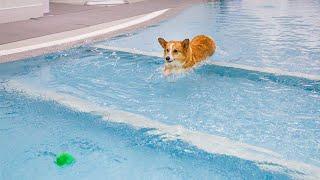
left=166, top=49, right=169, bottom=52
left=173, top=49, right=178, bottom=53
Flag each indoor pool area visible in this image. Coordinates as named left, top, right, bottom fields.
left=0, top=0, right=319, bottom=179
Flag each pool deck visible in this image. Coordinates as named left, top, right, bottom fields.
left=0, top=0, right=202, bottom=63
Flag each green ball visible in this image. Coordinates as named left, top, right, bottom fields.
left=55, top=152, right=75, bottom=167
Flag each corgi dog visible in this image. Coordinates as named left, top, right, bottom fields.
left=158, top=35, right=216, bottom=75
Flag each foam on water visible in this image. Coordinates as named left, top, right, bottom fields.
left=4, top=79, right=320, bottom=179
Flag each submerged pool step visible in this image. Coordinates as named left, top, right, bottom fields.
left=92, top=44, right=320, bottom=82
left=4, top=79, right=320, bottom=180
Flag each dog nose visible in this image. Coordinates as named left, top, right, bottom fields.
left=165, top=56, right=170, bottom=61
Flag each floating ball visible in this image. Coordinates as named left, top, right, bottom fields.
left=55, top=152, right=75, bottom=167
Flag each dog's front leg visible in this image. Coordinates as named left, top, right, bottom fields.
left=163, top=67, right=171, bottom=76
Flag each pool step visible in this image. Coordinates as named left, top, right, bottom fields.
left=92, top=44, right=320, bottom=82
left=4, top=78, right=320, bottom=180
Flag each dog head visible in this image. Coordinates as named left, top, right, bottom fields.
left=158, top=38, right=190, bottom=66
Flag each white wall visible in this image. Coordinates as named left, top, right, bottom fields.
left=43, top=0, right=50, bottom=13
left=0, top=0, right=48, bottom=24
left=50, top=0, right=86, bottom=5
left=0, top=0, right=41, bottom=8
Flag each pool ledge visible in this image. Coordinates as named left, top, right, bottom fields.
left=0, top=9, right=169, bottom=63
left=93, top=45, right=320, bottom=81
left=5, top=79, right=320, bottom=180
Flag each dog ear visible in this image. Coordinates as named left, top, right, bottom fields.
left=158, top=38, right=167, bottom=49
left=182, top=39, right=189, bottom=49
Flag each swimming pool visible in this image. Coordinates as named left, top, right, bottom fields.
left=1, top=0, right=320, bottom=179
left=101, top=0, right=320, bottom=76
left=2, top=87, right=292, bottom=179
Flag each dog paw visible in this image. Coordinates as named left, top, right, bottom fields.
left=163, top=69, right=171, bottom=76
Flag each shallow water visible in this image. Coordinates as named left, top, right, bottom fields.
left=1, top=46, right=319, bottom=170
left=101, top=0, right=320, bottom=76
left=0, top=88, right=289, bottom=179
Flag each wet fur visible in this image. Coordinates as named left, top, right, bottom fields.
left=158, top=35, right=216, bottom=75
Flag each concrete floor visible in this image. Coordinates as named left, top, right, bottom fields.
left=0, top=0, right=203, bottom=45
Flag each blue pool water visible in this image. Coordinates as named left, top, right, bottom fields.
left=1, top=88, right=289, bottom=179
left=102, top=0, right=320, bottom=76
left=1, top=47, right=319, bottom=179
left=1, top=0, right=320, bottom=179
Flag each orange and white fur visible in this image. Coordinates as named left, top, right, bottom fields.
left=158, top=35, right=216, bottom=75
